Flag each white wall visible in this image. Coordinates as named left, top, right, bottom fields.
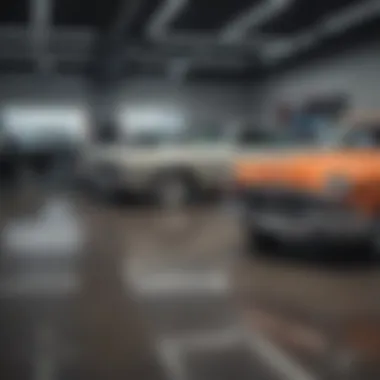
left=0, top=74, right=86, bottom=104
left=0, top=75, right=249, bottom=142
left=251, top=41, right=380, bottom=124
left=0, top=74, right=89, bottom=147
left=115, top=79, right=249, bottom=132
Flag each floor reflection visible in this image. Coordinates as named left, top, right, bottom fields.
left=0, top=190, right=165, bottom=380
left=1, top=188, right=379, bottom=380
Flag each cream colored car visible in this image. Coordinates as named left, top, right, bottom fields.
left=79, top=125, right=301, bottom=206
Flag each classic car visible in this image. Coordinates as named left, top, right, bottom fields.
left=235, top=116, right=380, bottom=258
left=79, top=123, right=307, bottom=207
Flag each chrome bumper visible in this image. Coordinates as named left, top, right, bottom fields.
left=249, top=212, right=372, bottom=242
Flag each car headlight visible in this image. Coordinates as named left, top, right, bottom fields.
left=325, top=175, right=351, bottom=197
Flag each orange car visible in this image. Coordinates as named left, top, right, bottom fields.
left=235, top=117, right=380, bottom=258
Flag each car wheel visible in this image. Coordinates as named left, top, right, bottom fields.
left=155, top=175, right=190, bottom=209
left=371, top=221, right=380, bottom=261
left=243, top=227, right=277, bottom=256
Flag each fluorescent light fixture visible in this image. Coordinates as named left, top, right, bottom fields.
left=322, top=0, right=380, bottom=35
left=259, top=0, right=380, bottom=64
left=3, top=105, right=88, bottom=141
left=30, top=0, right=52, bottom=71
left=147, top=0, right=188, bottom=38
left=220, top=0, right=294, bottom=42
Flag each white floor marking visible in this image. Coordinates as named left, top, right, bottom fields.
left=245, top=329, right=317, bottom=380
left=158, top=338, right=187, bottom=380
left=157, top=326, right=319, bottom=380
left=126, top=252, right=317, bottom=380
left=163, top=327, right=243, bottom=351
left=128, top=271, right=230, bottom=296
left=0, top=273, right=80, bottom=298
left=2, top=197, right=84, bottom=254
left=34, top=325, right=58, bottom=380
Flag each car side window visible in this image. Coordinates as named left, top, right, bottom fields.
left=341, top=125, right=380, bottom=148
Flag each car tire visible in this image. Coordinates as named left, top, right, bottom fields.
left=243, top=227, right=277, bottom=256
left=371, top=221, right=380, bottom=262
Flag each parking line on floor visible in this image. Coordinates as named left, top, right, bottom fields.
left=161, top=327, right=243, bottom=352
left=127, top=271, right=230, bottom=296
left=157, top=338, right=187, bottom=380
left=156, top=328, right=245, bottom=380
left=34, top=324, right=58, bottom=380
left=243, top=308, right=329, bottom=355
left=245, top=328, right=317, bottom=380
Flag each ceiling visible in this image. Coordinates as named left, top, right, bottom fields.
left=0, top=0, right=379, bottom=82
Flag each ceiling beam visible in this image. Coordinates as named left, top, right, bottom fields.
left=145, top=0, right=280, bottom=48
left=30, top=0, right=53, bottom=72
left=259, top=0, right=380, bottom=63
left=321, top=0, right=380, bottom=35
left=107, top=0, right=142, bottom=41
left=123, top=45, right=251, bottom=65
left=220, top=0, right=294, bottom=42
left=89, top=0, right=142, bottom=85
left=147, top=0, right=188, bottom=38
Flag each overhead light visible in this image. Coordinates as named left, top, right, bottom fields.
left=220, top=0, right=294, bottom=43
left=147, top=0, right=188, bottom=38
left=259, top=31, right=318, bottom=63
left=259, top=0, right=380, bottom=64
left=321, top=0, right=380, bottom=35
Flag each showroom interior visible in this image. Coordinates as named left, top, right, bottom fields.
left=1, top=0, right=380, bottom=379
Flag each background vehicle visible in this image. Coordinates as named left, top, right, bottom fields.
left=79, top=122, right=308, bottom=207
left=235, top=116, right=380, bottom=259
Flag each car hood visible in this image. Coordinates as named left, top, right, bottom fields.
left=235, top=149, right=379, bottom=192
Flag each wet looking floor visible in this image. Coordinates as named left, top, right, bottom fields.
left=0, top=189, right=166, bottom=380
left=0, top=187, right=380, bottom=380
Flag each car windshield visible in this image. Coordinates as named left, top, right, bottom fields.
left=235, top=126, right=304, bottom=148
left=338, top=124, right=380, bottom=148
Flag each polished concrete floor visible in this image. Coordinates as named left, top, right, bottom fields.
left=1, top=185, right=380, bottom=380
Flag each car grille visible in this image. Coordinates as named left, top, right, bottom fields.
left=242, top=187, right=325, bottom=215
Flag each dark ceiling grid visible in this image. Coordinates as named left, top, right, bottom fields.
left=56, top=59, right=86, bottom=75
left=53, top=0, right=123, bottom=29
left=262, top=12, right=380, bottom=78
left=256, top=0, right=363, bottom=35
left=0, top=0, right=29, bottom=24
left=0, top=58, right=35, bottom=74
left=188, top=64, right=256, bottom=83
left=127, top=0, right=162, bottom=36
left=0, top=0, right=377, bottom=81
left=170, top=0, right=263, bottom=31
